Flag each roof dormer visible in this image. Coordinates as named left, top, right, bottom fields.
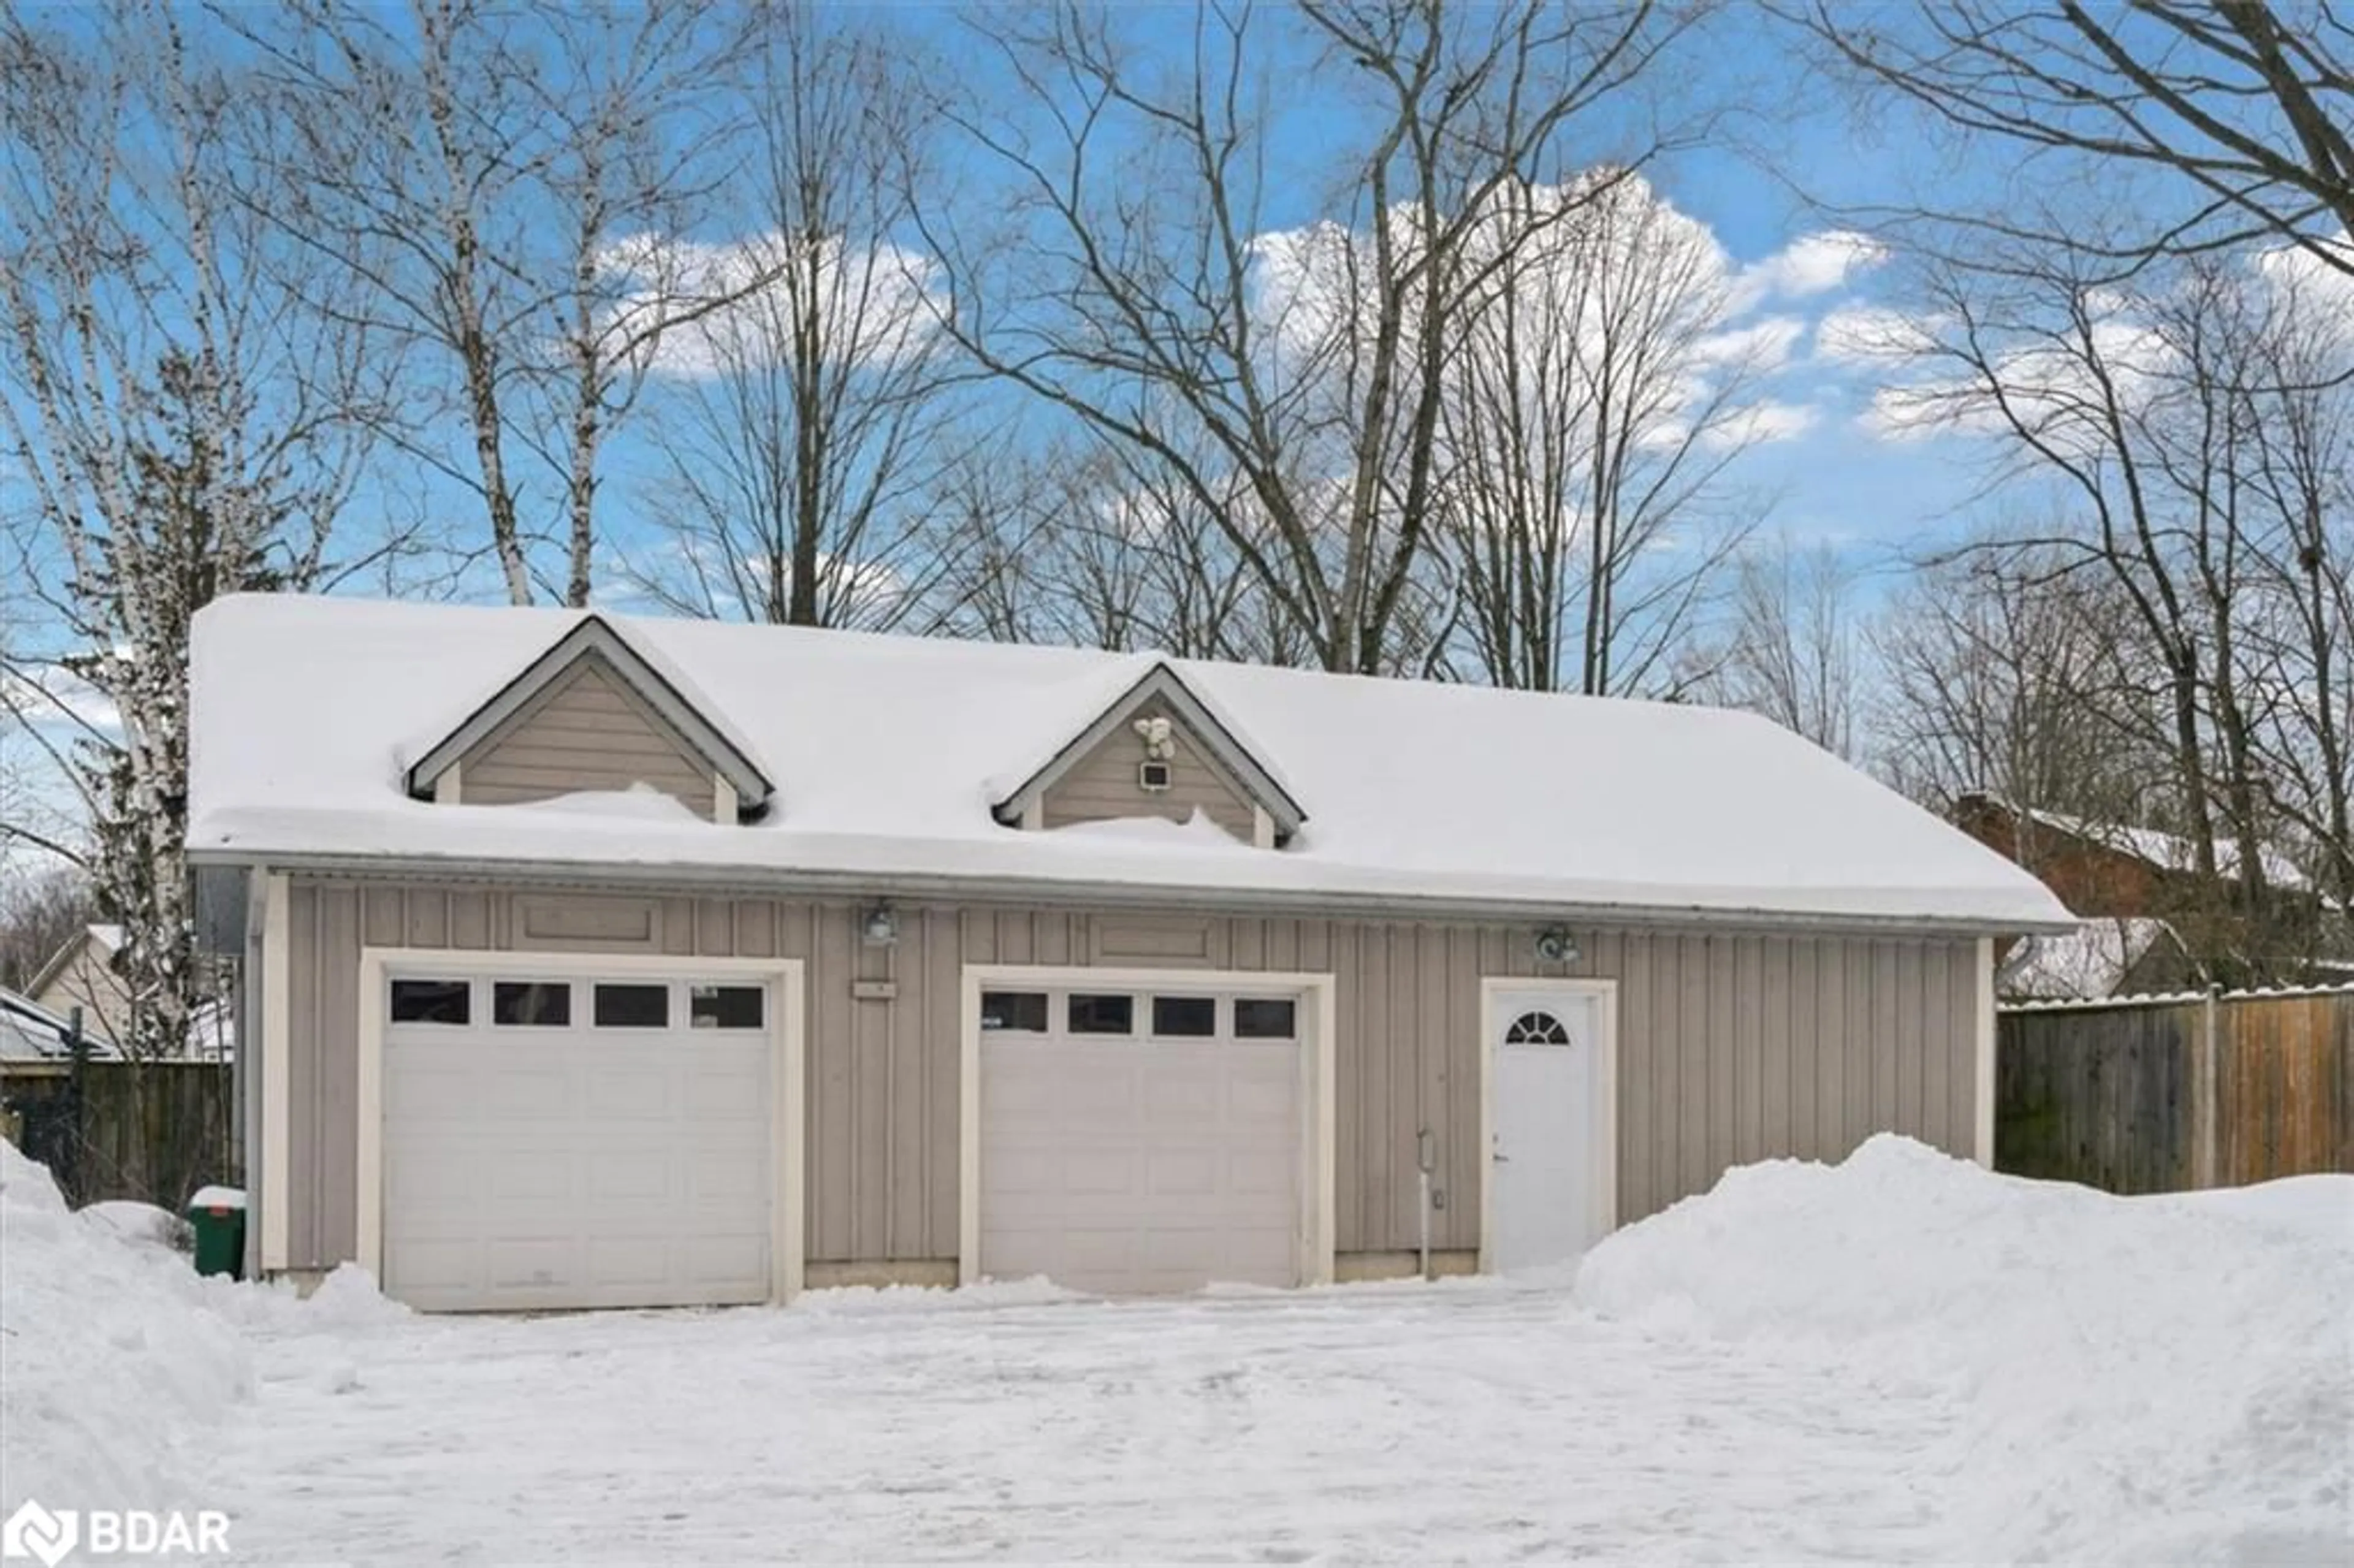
left=991, top=661, right=1305, bottom=848
left=403, top=615, right=772, bottom=824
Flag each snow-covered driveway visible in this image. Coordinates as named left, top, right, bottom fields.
left=10, top=1135, right=2348, bottom=1564
left=205, top=1282, right=1959, bottom=1565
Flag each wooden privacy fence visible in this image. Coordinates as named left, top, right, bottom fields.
left=1996, top=984, right=2353, bottom=1194
left=0, top=1060, right=238, bottom=1209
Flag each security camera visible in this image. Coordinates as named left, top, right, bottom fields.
left=1534, top=927, right=1578, bottom=964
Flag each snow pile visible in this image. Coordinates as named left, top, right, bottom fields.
left=0, top=1142, right=253, bottom=1514
left=1577, top=1135, right=2354, bottom=1563
left=508, top=782, right=707, bottom=824
left=0, top=1143, right=403, bottom=1518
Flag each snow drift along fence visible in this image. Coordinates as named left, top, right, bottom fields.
left=0, top=1060, right=237, bottom=1209
left=1995, top=985, right=2353, bottom=1193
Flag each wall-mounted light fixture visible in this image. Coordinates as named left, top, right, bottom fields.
left=1534, top=926, right=1579, bottom=965
left=862, top=904, right=899, bottom=946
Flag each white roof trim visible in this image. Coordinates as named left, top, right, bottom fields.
left=25, top=925, right=109, bottom=1000
left=991, top=661, right=1308, bottom=839
left=403, top=616, right=774, bottom=810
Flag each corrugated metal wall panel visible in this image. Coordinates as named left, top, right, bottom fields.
left=276, top=881, right=1986, bottom=1273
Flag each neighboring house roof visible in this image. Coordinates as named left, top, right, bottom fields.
left=989, top=657, right=1308, bottom=840
left=185, top=595, right=2075, bottom=931
left=25, top=923, right=124, bottom=1002
left=0, top=988, right=116, bottom=1062
left=1998, top=918, right=2182, bottom=1001
left=1971, top=794, right=2312, bottom=892
left=183, top=996, right=237, bottom=1062
left=401, top=614, right=776, bottom=813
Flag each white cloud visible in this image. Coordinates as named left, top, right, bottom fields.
left=597, top=231, right=947, bottom=378
left=1696, top=316, right=1808, bottom=371
left=2251, top=229, right=2354, bottom=349
left=1, top=662, right=120, bottom=738
left=1813, top=304, right=1940, bottom=364
left=1851, top=231, right=2354, bottom=447
left=1730, top=230, right=1888, bottom=315
left=1705, top=399, right=1822, bottom=448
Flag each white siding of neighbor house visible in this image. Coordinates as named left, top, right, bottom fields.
left=31, top=935, right=132, bottom=1045
left=270, top=878, right=1984, bottom=1277
left=458, top=657, right=717, bottom=818
left=1038, top=697, right=1257, bottom=841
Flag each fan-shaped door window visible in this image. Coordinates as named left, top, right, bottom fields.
left=1504, top=1010, right=1574, bottom=1045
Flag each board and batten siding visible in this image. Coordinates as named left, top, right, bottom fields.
left=275, top=879, right=1983, bottom=1274
left=1038, top=697, right=1256, bottom=840
left=459, top=657, right=716, bottom=818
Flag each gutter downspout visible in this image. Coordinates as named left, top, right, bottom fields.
left=1415, top=1127, right=1436, bottom=1281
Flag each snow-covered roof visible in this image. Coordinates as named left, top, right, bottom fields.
left=86, top=923, right=124, bottom=954
left=1998, top=918, right=2180, bottom=1001
left=2000, top=799, right=2311, bottom=892
left=0, top=989, right=111, bottom=1062
left=186, top=595, right=2075, bottom=931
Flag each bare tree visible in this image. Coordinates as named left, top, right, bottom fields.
left=2232, top=254, right=2354, bottom=904
left=1785, top=0, right=2354, bottom=280
left=920, top=0, right=1699, bottom=674
left=1871, top=541, right=2157, bottom=820
left=0, top=862, right=94, bottom=996
left=1439, top=173, right=1766, bottom=694
left=621, top=6, right=976, bottom=630
left=939, top=436, right=1314, bottom=662
left=2, top=2, right=379, bottom=1056
left=1879, top=240, right=2347, bottom=974
left=1703, top=541, right=1862, bottom=758
left=234, top=0, right=751, bottom=607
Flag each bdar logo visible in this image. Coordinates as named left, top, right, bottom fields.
left=1, top=1500, right=77, bottom=1568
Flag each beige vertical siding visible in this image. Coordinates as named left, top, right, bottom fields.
left=460, top=658, right=716, bottom=817
left=278, top=880, right=1983, bottom=1273
left=1038, top=697, right=1255, bottom=840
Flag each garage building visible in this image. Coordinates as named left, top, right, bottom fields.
left=186, top=595, right=2073, bottom=1310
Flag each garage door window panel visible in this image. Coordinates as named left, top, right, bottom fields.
left=1068, top=994, right=1135, bottom=1035
left=493, top=981, right=572, bottom=1027
left=1233, top=998, right=1297, bottom=1039
left=594, top=983, right=671, bottom=1029
left=390, top=979, right=471, bottom=1025
left=981, top=991, right=1049, bottom=1032
left=1151, top=995, right=1216, bottom=1037
left=689, top=984, right=763, bottom=1030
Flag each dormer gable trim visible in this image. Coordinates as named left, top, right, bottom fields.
left=992, top=661, right=1306, bottom=843
left=403, top=615, right=773, bottom=816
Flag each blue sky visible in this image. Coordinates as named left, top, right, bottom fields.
left=340, top=2, right=2009, bottom=598
left=3, top=0, right=2024, bottom=863
left=573, top=1, right=2003, bottom=584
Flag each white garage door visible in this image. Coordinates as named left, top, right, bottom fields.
left=381, top=969, right=775, bottom=1312
left=979, top=984, right=1303, bottom=1294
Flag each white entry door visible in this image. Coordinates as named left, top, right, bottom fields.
left=978, top=984, right=1305, bottom=1293
left=1488, top=986, right=1612, bottom=1272
left=381, top=969, right=778, bottom=1312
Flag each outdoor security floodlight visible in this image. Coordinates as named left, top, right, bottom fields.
left=1534, top=927, right=1579, bottom=965
left=863, top=905, right=899, bottom=946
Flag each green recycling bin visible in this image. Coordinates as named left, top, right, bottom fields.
left=185, top=1186, right=246, bottom=1280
